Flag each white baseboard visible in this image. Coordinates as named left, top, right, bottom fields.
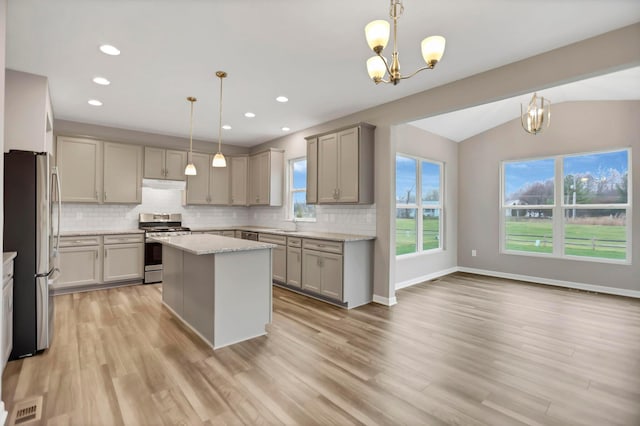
left=372, top=294, right=397, bottom=306
left=458, top=267, right=640, bottom=299
left=395, top=267, right=459, bottom=290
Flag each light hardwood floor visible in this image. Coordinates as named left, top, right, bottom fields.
left=3, top=273, right=640, bottom=425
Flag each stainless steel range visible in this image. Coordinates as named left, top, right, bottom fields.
left=139, top=213, right=191, bottom=284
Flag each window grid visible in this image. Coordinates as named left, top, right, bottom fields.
left=289, top=157, right=316, bottom=222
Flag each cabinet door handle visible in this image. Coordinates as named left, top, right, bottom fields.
left=95, top=191, right=98, bottom=200
left=104, top=192, right=107, bottom=201
left=95, top=251, right=98, bottom=259
left=105, top=249, right=108, bottom=258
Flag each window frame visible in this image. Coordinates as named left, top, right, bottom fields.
left=288, top=157, right=316, bottom=222
left=500, top=148, right=632, bottom=264
left=396, top=153, right=444, bottom=257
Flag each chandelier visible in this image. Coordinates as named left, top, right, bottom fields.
left=521, top=93, right=551, bottom=135
left=184, top=96, right=197, bottom=176
left=365, top=0, right=446, bottom=85
left=212, top=71, right=227, bottom=168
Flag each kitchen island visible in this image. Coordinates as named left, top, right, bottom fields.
left=152, top=234, right=274, bottom=349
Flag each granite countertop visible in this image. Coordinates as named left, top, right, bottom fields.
left=189, top=225, right=375, bottom=242
left=61, top=229, right=145, bottom=237
left=3, top=252, right=17, bottom=265
left=149, top=234, right=276, bottom=255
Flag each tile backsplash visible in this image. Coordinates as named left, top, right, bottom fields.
left=60, top=187, right=377, bottom=236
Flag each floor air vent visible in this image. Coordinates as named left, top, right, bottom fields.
left=9, top=396, right=43, bottom=425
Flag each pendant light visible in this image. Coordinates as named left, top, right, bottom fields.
left=212, top=71, right=227, bottom=168
left=184, top=96, right=198, bottom=176
left=520, top=93, right=551, bottom=135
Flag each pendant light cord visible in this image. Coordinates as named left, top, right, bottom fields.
left=218, top=75, right=223, bottom=154
left=189, top=99, right=194, bottom=153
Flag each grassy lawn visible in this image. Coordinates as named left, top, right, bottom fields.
left=396, top=217, right=440, bottom=255
left=506, top=219, right=626, bottom=259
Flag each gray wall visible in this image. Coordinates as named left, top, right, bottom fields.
left=395, top=124, right=458, bottom=287
left=251, top=23, right=640, bottom=303
left=458, top=100, right=639, bottom=291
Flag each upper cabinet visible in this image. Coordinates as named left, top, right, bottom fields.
left=144, top=147, right=187, bottom=181
left=185, top=153, right=230, bottom=205
left=307, top=123, right=375, bottom=205
left=4, top=69, right=54, bottom=154
left=57, top=136, right=143, bottom=204
left=230, top=156, right=248, bottom=206
left=248, top=149, right=284, bottom=206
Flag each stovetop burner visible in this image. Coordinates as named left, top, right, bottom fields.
left=138, top=213, right=190, bottom=234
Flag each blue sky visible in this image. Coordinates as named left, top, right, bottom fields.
left=504, top=150, right=628, bottom=198
left=396, top=155, right=440, bottom=203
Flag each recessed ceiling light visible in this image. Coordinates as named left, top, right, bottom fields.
left=222, top=125, right=232, bottom=130
left=92, top=76, right=111, bottom=85
left=276, top=96, right=288, bottom=103
left=99, top=44, right=120, bottom=56
left=244, top=112, right=256, bottom=118
left=281, top=127, right=290, bottom=131
left=88, top=99, right=103, bottom=106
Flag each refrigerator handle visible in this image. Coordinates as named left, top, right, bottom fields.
left=52, top=166, right=62, bottom=254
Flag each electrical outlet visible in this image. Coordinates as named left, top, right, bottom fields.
left=471, top=249, right=477, bottom=257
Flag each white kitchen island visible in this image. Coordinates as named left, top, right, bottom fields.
left=152, top=234, right=274, bottom=349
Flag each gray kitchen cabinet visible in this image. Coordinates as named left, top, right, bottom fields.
left=259, top=233, right=286, bottom=283
left=57, top=137, right=102, bottom=203
left=222, top=230, right=236, bottom=238
left=103, top=234, right=144, bottom=282
left=56, top=236, right=103, bottom=289
left=302, top=240, right=343, bottom=300
left=186, top=153, right=230, bottom=205
left=248, top=149, right=284, bottom=206
left=144, top=147, right=187, bottom=180
left=4, top=69, right=54, bottom=154
left=230, top=156, right=248, bottom=206
left=307, top=123, right=375, bottom=204
left=286, top=237, right=302, bottom=288
left=57, top=137, right=143, bottom=204
left=103, top=142, right=143, bottom=204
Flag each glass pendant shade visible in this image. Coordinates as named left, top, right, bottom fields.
left=367, top=56, right=387, bottom=81
left=365, top=20, right=390, bottom=52
left=184, top=162, right=197, bottom=176
left=212, top=152, right=227, bottom=168
left=421, top=36, right=446, bottom=66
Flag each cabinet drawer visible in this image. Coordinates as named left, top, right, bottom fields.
left=287, top=237, right=302, bottom=248
left=3, top=261, right=14, bottom=284
left=259, top=233, right=287, bottom=245
left=59, top=235, right=101, bottom=247
left=104, top=234, right=144, bottom=244
left=302, top=238, right=343, bottom=254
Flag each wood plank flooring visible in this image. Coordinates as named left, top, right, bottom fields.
left=3, top=272, right=640, bottom=425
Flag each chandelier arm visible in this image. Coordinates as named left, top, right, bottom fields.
left=376, top=51, right=394, bottom=79
left=399, top=65, right=433, bottom=80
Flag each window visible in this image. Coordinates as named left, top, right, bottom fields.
left=289, top=158, right=315, bottom=221
left=396, top=154, right=443, bottom=256
left=501, top=148, right=631, bottom=263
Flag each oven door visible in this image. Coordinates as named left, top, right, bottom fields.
left=144, top=241, right=163, bottom=283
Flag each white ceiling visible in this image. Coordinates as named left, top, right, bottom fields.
left=6, top=0, right=640, bottom=147
left=409, top=66, right=640, bottom=142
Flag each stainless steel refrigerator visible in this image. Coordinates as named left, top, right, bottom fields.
left=3, top=150, right=61, bottom=359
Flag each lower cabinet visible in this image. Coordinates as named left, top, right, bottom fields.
left=258, top=233, right=286, bottom=284
left=55, top=233, right=143, bottom=291
left=3, top=258, right=14, bottom=368
left=302, top=249, right=343, bottom=300
left=286, top=237, right=302, bottom=288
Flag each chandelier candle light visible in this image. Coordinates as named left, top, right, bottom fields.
left=365, top=0, right=446, bottom=85
left=184, top=96, right=198, bottom=176
left=521, top=92, right=551, bottom=135
left=212, top=71, right=227, bottom=168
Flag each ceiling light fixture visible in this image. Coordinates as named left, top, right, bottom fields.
left=88, top=99, right=102, bottom=106
left=99, top=44, right=120, bottom=56
left=276, top=96, right=288, bottom=103
left=244, top=112, right=256, bottom=118
left=281, top=127, right=290, bottom=131
left=185, top=96, right=197, bottom=176
left=521, top=93, right=551, bottom=135
left=365, top=0, right=445, bottom=85
left=212, top=71, right=227, bottom=168
left=92, top=76, right=110, bottom=85
left=222, top=124, right=232, bottom=130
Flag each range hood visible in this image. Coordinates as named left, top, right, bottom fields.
left=142, top=178, right=186, bottom=190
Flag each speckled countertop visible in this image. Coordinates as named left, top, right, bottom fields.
left=190, top=226, right=375, bottom=242
left=3, top=252, right=17, bottom=265
left=61, top=229, right=144, bottom=237
left=149, top=234, right=276, bottom=255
